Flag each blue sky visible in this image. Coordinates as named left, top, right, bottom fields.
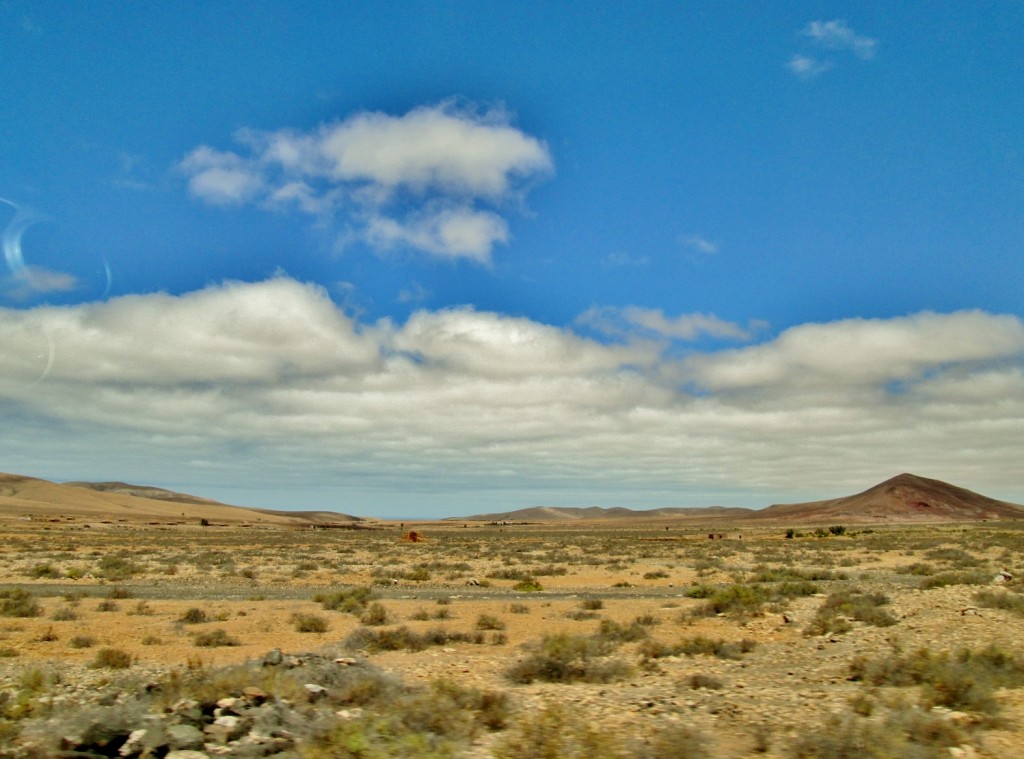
left=2, top=2, right=1023, bottom=517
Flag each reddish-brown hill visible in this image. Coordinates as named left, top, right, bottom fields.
left=751, top=473, right=1024, bottom=523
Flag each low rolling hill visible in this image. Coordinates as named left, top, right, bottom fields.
left=750, top=473, right=1024, bottom=523
left=0, top=473, right=361, bottom=525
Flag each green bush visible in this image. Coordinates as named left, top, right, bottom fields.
left=512, top=578, right=544, bottom=592
left=315, top=586, right=375, bottom=614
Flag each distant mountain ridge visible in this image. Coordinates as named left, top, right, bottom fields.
left=459, top=474, right=1024, bottom=524
left=0, top=473, right=361, bottom=525
left=751, top=473, right=1024, bottom=523
left=3, top=471, right=1021, bottom=525
left=459, top=505, right=754, bottom=522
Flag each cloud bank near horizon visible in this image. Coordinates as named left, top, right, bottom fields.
left=3, top=277, right=1022, bottom=512
left=178, top=101, right=552, bottom=263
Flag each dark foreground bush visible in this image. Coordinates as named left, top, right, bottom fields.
left=789, top=711, right=963, bottom=759
left=493, top=703, right=708, bottom=759
left=7, top=651, right=507, bottom=758
left=849, top=643, right=1024, bottom=715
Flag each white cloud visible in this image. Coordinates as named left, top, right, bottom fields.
left=804, top=19, right=878, bottom=60
left=178, top=101, right=552, bottom=262
left=579, top=306, right=757, bottom=342
left=686, top=311, right=1024, bottom=391
left=3, top=280, right=1023, bottom=513
left=789, top=20, right=877, bottom=79
left=364, top=206, right=508, bottom=263
left=680, top=234, right=719, bottom=256
left=179, top=147, right=264, bottom=205
left=602, top=251, right=650, bottom=268
left=786, top=54, right=832, bottom=80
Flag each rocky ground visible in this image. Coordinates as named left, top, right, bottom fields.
left=1, top=520, right=1024, bottom=757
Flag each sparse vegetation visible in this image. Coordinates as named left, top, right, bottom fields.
left=506, top=632, right=632, bottom=684
left=193, top=629, right=241, bottom=647
left=90, top=647, right=133, bottom=669
left=291, top=612, right=329, bottom=632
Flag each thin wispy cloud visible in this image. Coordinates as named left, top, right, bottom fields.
left=788, top=19, right=877, bottom=79
left=602, top=251, right=650, bottom=268
left=578, top=305, right=757, bottom=342
left=804, top=20, right=878, bottom=60
left=179, top=100, right=553, bottom=263
left=679, top=234, right=719, bottom=256
left=786, top=54, right=832, bottom=81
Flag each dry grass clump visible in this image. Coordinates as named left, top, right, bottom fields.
left=974, top=589, right=1024, bottom=615
left=291, top=612, right=329, bottom=633
left=789, top=711, right=964, bottom=759
left=805, top=590, right=897, bottom=635
left=314, top=585, right=375, bottom=614
left=179, top=607, right=208, bottom=624
left=505, top=632, right=633, bottom=684
left=359, top=602, right=391, bottom=626
left=919, top=570, right=990, bottom=589
left=493, top=703, right=708, bottom=759
left=849, top=643, right=1024, bottom=715
left=689, top=584, right=768, bottom=618
left=89, top=647, right=133, bottom=669
left=193, top=629, right=241, bottom=647
left=0, top=589, right=42, bottom=618
left=639, top=635, right=755, bottom=661
left=476, top=613, right=506, bottom=631
left=344, top=625, right=488, bottom=653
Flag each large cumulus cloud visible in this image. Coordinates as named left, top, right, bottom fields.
left=3, top=279, right=1023, bottom=511
left=178, top=101, right=552, bottom=263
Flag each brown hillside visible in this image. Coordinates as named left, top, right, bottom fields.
left=460, top=505, right=753, bottom=522
left=753, top=473, right=1024, bottom=523
left=0, top=473, right=359, bottom=525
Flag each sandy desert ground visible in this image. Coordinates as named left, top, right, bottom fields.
left=1, top=513, right=1024, bottom=758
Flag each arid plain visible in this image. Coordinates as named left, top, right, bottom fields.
left=2, top=472, right=1024, bottom=758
